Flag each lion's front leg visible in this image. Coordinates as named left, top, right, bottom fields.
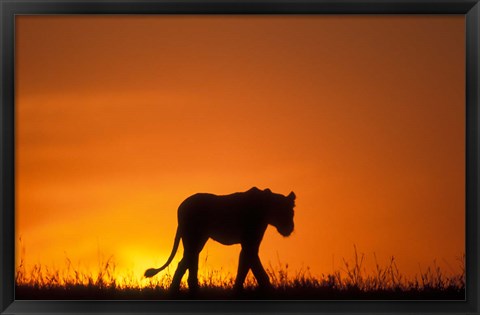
left=234, top=245, right=272, bottom=291
left=250, top=254, right=272, bottom=290
left=234, top=249, right=250, bottom=291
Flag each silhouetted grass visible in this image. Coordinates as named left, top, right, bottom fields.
left=15, top=246, right=465, bottom=300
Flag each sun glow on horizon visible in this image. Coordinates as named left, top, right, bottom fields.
left=16, top=15, right=465, bottom=288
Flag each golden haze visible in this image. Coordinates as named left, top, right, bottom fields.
left=16, top=15, right=465, bottom=284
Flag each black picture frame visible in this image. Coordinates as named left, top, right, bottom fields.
left=1, top=0, right=478, bottom=314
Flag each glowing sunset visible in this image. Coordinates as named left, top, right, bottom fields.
left=15, top=15, right=465, bottom=299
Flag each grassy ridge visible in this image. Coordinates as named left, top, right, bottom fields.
left=15, top=248, right=465, bottom=300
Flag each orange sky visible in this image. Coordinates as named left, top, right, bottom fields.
left=15, top=15, right=465, bottom=283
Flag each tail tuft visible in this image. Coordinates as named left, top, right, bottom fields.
left=144, top=268, right=159, bottom=278
left=144, top=226, right=181, bottom=279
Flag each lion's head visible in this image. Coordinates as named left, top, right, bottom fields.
left=262, top=188, right=295, bottom=237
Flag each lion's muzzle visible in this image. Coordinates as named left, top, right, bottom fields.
left=277, top=223, right=294, bottom=237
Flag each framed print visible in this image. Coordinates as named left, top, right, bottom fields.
left=1, top=0, right=479, bottom=314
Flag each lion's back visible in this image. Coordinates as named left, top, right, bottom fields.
left=177, top=191, right=257, bottom=244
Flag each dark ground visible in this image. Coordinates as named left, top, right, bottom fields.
left=15, top=285, right=465, bottom=300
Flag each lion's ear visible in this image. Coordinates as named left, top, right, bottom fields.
left=264, top=188, right=271, bottom=193
left=288, top=191, right=296, bottom=200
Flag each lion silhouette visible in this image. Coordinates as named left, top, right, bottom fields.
left=144, top=187, right=295, bottom=292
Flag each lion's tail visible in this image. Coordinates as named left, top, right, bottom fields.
left=144, top=226, right=181, bottom=278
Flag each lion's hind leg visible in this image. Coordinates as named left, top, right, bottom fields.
left=183, top=235, right=208, bottom=293
left=186, top=253, right=200, bottom=292
left=170, top=258, right=187, bottom=293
